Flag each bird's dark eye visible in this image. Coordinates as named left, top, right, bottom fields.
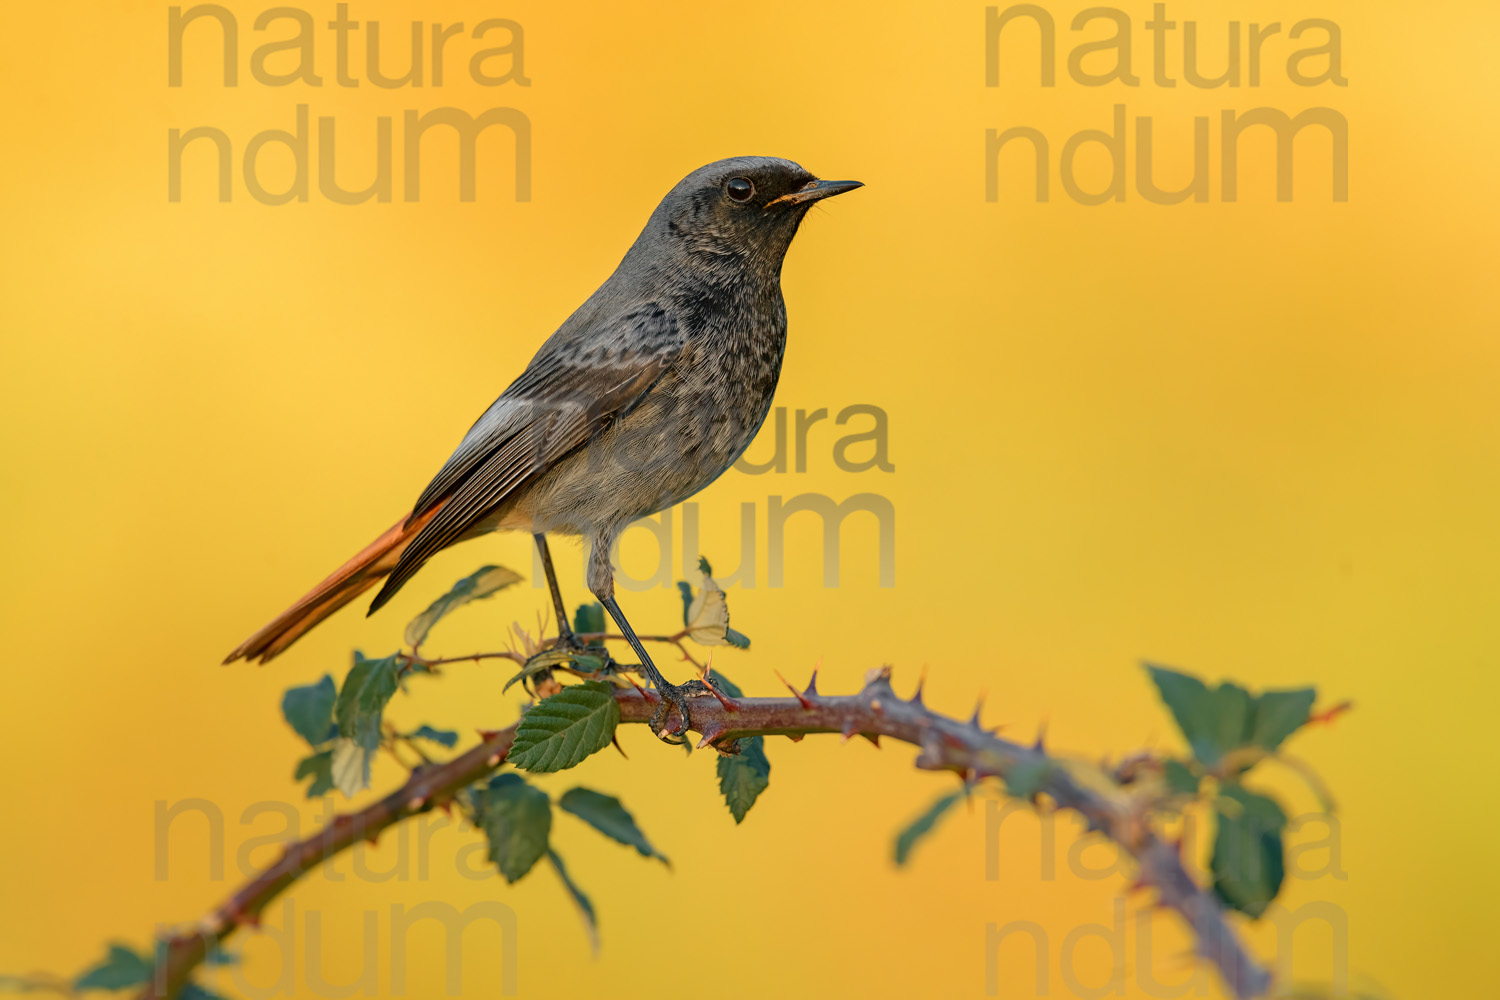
left=726, top=177, right=755, bottom=203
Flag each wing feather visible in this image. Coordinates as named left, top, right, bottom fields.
left=370, top=302, right=683, bottom=611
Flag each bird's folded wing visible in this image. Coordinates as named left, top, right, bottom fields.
left=370, top=302, right=684, bottom=611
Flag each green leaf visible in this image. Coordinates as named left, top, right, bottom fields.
left=572, top=602, right=606, bottom=647
left=335, top=652, right=402, bottom=752
left=716, top=735, right=771, bottom=823
left=502, top=648, right=608, bottom=694
left=704, top=669, right=761, bottom=780
left=1203, top=681, right=1254, bottom=763
left=547, top=848, right=599, bottom=955
left=676, top=580, right=695, bottom=627
left=507, top=681, right=621, bottom=773
left=1147, top=664, right=1319, bottom=770
left=74, top=944, right=151, bottom=990
left=558, top=788, right=670, bottom=865
left=894, top=791, right=962, bottom=866
left=1211, top=784, right=1287, bottom=918
left=405, top=725, right=459, bottom=748
left=697, top=555, right=714, bottom=576
left=475, top=773, right=552, bottom=883
left=294, top=749, right=335, bottom=798
left=282, top=674, right=337, bottom=746
left=724, top=627, right=751, bottom=650
left=404, top=564, right=522, bottom=649
left=179, top=983, right=231, bottom=1000
left=1163, top=759, right=1200, bottom=796
left=1145, top=663, right=1213, bottom=760
left=1251, top=687, right=1317, bottom=753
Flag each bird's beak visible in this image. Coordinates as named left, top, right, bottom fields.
left=766, top=178, right=864, bottom=208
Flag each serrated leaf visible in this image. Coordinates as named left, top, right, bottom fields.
left=405, top=725, right=459, bottom=748
left=75, top=944, right=151, bottom=990
left=894, top=791, right=962, bottom=866
left=330, top=737, right=375, bottom=797
left=558, top=788, right=670, bottom=865
left=686, top=579, right=731, bottom=646
left=335, top=652, right=402, bottom=752
left=294, top=749, right=335, bottom=798
left=547, top=848, right=599, bottom=955
left=281, top=675, right=336, bottom=746
left=404, top=565, right=522, bottom=649
left=1148, top=664, right=1319, bottom=770
left=724, top=627, right=751, bottom=649
left=716, top=735, right=771, bottom=823
left=508, top=682, right=620, bottom=773
left=475, top=773, right=551, bottom=883
left=1211, top=784, right=1287, bottom=918
left=1163, top=758, right=1200, bottom=796
left=1251, top=687, right=1317, bottom=753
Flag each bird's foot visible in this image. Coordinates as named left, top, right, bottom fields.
left=647, top=679, right=693, bottom=745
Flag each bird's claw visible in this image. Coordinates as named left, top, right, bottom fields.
left=648, top=681, right=692, bottom=745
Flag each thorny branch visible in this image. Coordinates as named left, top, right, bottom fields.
left=136, top=669, right=1272, bottom=1000
left=408, top=629, right=707, bottom=672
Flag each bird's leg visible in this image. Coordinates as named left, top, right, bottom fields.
left=533, top=533, right=577, bottom=646
left=588, top=533, right=689, bottom=744
left=598, top=594, right=690, bottom=744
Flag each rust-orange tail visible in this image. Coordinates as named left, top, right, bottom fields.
left=223, top=504, right=443, bottom=665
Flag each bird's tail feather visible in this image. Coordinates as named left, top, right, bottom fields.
left=223, top=504, right=443, bottom=665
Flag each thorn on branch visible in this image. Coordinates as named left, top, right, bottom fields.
left=1308, top=700, right=1354, bottom=726
left=620, top=672, right=659, bottom=703
left=910, top=665, right=928, bottom=705
left=804, top=667, right=820, bottom=698
left=774, top=669, right=815, bottom=709
left=698, top=675, right=740, bottom=712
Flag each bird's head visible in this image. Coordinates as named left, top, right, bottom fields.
left=634, top=156, right=862, bottom=276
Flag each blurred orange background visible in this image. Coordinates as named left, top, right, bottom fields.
left=2, top=1, right=1496, bottom=997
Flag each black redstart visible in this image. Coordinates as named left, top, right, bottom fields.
left=226, top=155, right=863, bottom=741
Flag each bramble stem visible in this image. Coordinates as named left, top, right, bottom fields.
left=135, top=672, right=1271, bottom=1000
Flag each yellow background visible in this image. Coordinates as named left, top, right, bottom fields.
left=2, top=1, right=1495, bottom=997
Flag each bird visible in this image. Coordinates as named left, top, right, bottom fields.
left=224, top=155, right=863, bottom=742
